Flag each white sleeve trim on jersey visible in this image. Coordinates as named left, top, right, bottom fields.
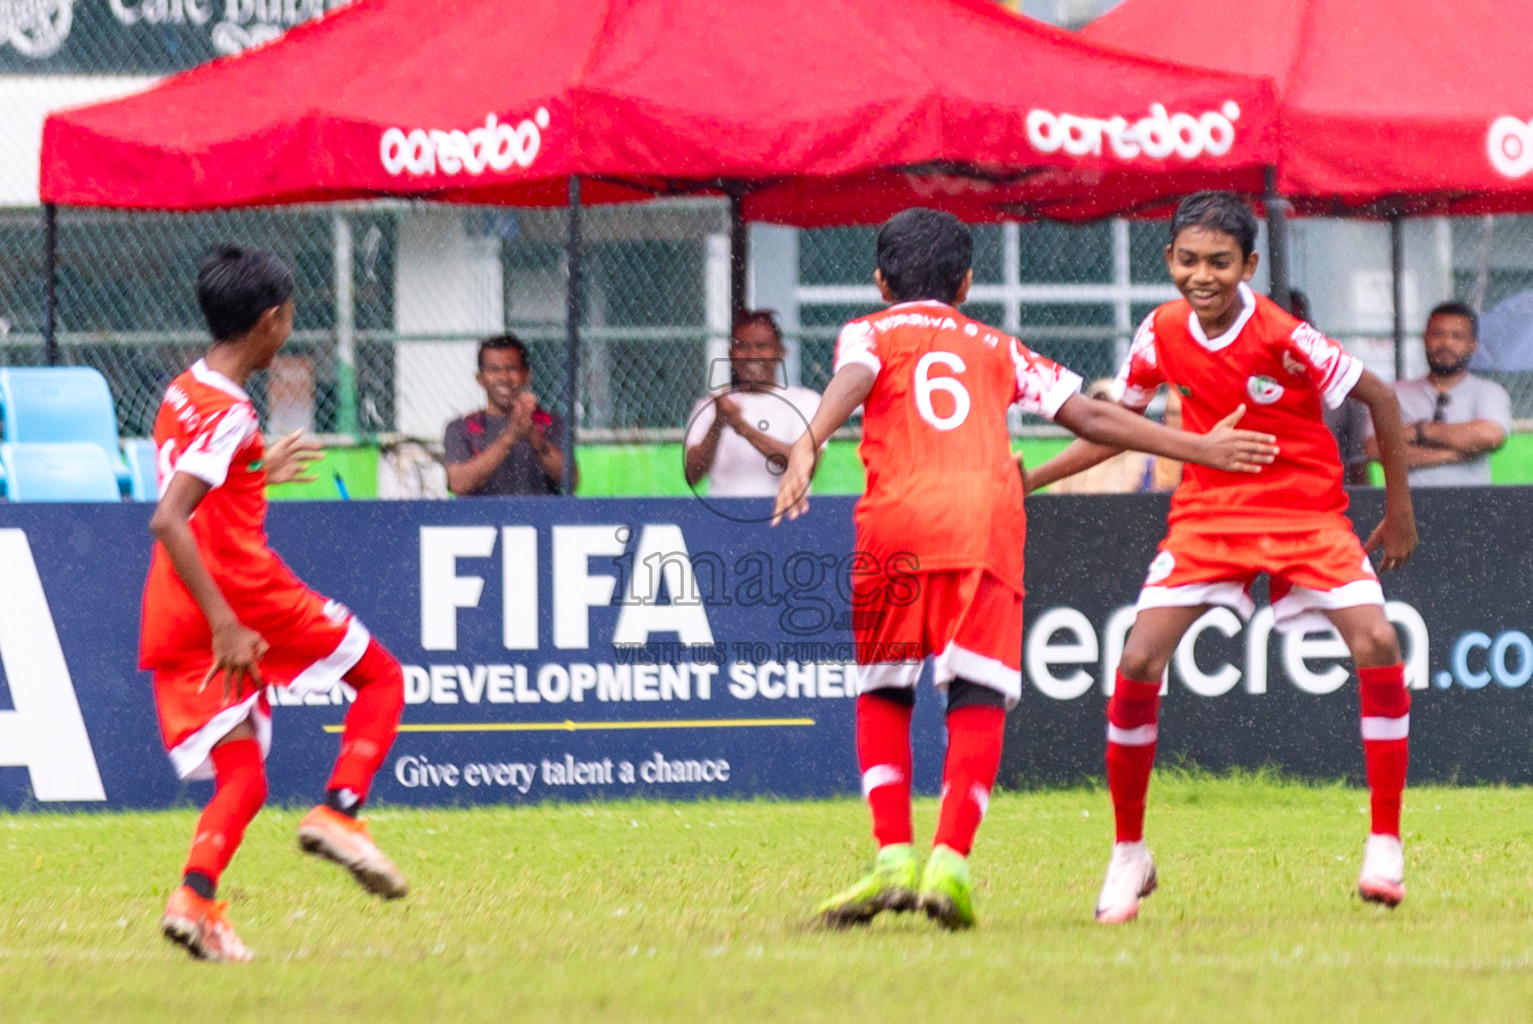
left=1035, top=367, right=1084, bottom=420
left=1321, top=352, right=1364, bottom=410
left=1008, top=336, right=1083, bottom=420
left=1117, top=313, right=1161, bottom=412
left=833, top=320, right=880, bottom=375
left=174, top=403, right=259, bottom=488
left=1290, top=321, right=1364, bottom=410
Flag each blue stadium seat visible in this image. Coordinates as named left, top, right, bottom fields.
left=0, top=367, right=131, bottom=491
left=123, top=438, right=162, bottom=502
left=0, top=442, right=123, bottom=502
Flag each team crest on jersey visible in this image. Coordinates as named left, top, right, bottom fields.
left=1246, top=375, right=1285, bottom=405
left=1145, top=550, right=1176, bottom=585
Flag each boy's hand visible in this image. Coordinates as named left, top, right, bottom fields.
left=1196, top=405, right=1279, bottom=473
left=1364, top=508, right=1418, bottom=572
left=265, top=431, right=323, bottom=485
left=772, top=440, right=816, bottom=525
left=1016, top=453, right=1038, bottom=496
left=202, top=620, right=269, bottom=704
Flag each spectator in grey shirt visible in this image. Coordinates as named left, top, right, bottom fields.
left=444, top=334, right=568, bottom=496
left=1365, top=302, right=1510, bottom=486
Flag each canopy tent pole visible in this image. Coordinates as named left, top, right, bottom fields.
left=728, top=188, right=748, bottom=323
left=1263, top=167, right=1290, bottom=312
left=1391, top=214, right=1406, bottom=381
left=332, top=211, right=360, bottom=436
left=563, top=176, right=583, bottom=495
left=43, top=203, right=58, bottom=366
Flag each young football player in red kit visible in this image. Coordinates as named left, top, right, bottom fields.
left=1027, top=192, right=1418, bottom=923
left=144, top=245, right=409, bottom=962
left=773, top=208, right=1279, bottom=930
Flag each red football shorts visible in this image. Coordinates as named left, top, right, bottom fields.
left=1137, top=519, right=1383, bottom=632
left=851, top=568, right=1024, bottom=706
left=152, top=604, right=371, bottom=782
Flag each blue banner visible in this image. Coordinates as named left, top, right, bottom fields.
left=0, top=497, right=948, bottom=809
left=2, top=489, right=1530, bottom=811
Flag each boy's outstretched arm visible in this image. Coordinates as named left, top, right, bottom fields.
left=772, top=365, right=875, bottom=524
left=1350, top=370, right=1418, bottom=571
left=1023, top=434, right=1123, bottom=494
left=1033, top=395, right=1278, bottom=491
left=150, top=473, right=269, bottom=698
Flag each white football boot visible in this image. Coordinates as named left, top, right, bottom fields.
left=1357, top=833, right=1405, bottom=907
left=1094, top=840, right=1158, bottom=923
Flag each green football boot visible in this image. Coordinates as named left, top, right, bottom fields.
left=918, top=844, right=977, bottom=930
left=814, top=843, right=920, bottom=928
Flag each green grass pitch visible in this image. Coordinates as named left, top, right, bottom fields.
left=3, top=775, right=1531, bottom=1023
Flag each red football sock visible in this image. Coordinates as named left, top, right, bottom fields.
left=857, top=692, right=914, bottom=848
left=1107, top=671, right=1161, bottom=843
left=932, top=704, right=1005, bottom=857
left=1359, top=663, right=1409, bottom=837
left=183, top=738, right=267, bottom=888
left=326, top=638, right=405, bottom=806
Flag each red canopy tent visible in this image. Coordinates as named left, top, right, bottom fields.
left=38, top=0, right=1278, bottom=476
left=1083, top=0, right=1533, bottom=216
left=1083, top=0, right=1533, bottom=368
left=41, top=0, right=1276, bottom=220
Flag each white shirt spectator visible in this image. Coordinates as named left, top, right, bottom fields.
left=685, top=386, right=822, bottom=497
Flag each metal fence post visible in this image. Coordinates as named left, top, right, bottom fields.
left=564, top=177, right=583, bottom=495
left=1391, top=214, right=1406, bottom=381
left=43, top=203, right=59, bottom=366
left=332, top=210, right=359, bottom=436
left=728, top=188, right=748, bottom=322
left=1263, top=167, right=1291, bottom=312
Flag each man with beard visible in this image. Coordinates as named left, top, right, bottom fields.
left=1365, top=302, right=1510, bottom=487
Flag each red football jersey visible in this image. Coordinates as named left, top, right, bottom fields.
left=139, top=359, right=330, bottom=673
left=835, top=301, right=1081, bottom=581
left=1116, top=283, right=1362, bottom=530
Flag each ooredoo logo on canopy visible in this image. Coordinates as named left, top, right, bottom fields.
left=1026, top=102, right=1241, bottom=162
left=380, top=109, right=551, bottom=178
left=1488, top=116, right=1533, bottom=178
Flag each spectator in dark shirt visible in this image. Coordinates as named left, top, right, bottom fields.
left=443, top=334, right=567, bottom=496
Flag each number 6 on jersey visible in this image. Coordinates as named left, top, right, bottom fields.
left=914, top=351, right=970, bottom=430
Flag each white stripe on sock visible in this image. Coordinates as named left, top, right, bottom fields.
left=862, top=763, right=905, bottom=797
left=1107, top=723, right=1158, bottom=746
left=970, top=783, right=991, bottom=820
left=1361, top=714, right=1410, bottom=741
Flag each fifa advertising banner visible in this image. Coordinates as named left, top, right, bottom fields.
left=0, top=497, right=950, bottom=810
left=0, top=489, right=1529, bottom=810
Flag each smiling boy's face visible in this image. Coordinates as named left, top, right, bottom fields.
left=1164, top=226, right=1259, bottom=332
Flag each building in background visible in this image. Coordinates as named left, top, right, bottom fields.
left=3, top=0, right=1532, bottom=444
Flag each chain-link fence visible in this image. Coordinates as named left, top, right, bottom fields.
left=7, top=2, right=1533, bottom=448
left=9, top=203, right=1533, bottom=445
